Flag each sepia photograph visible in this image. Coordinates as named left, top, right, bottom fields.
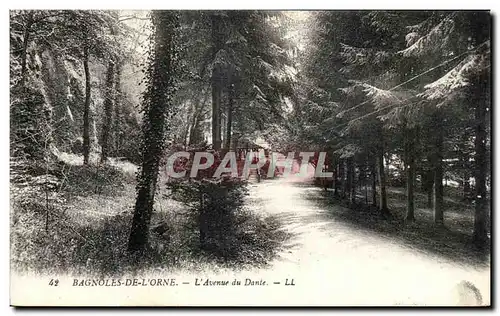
left=9, top=8, right=491, bottom=307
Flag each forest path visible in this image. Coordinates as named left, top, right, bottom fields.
left=243, top=173, right=491, bottom=306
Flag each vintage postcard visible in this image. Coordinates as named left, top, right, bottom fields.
left=9, top=9, right=491, bottom=306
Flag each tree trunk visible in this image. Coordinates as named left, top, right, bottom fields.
left=182, top=103, right=192, bottom=148
left=345, top=159, right=352, bottom=200
left=211, top=71, right=222, bottom=150
left=232, top=135, right=239, bottom=152
left=188, top=90, right=209, bottom=146
left=349, top=159, right=356, bottom=204
left=377, top=146, right=388, bottom=213
left=334, top=161, right=339, bottom=196
left=224, top=83, right=234, bottom=150
left=188, top=116, right=198, bottom=146
left=100, top=61, right=115, bottom=163
left=371, top=158, right=377, bottom=207
left=82, top=45, right=91, bottom=166
left=473, top=77, right=489, bottom=246
left=463, top=177, right=470, bottom=200
left=421, top=164, right=434, bottom=208
left=184, top=90, right=207, bottom=148
left=339, top=159, right=346, bottom=199
left=19, top=12, right=34, bottom=86
left=329, top=159, right=335, bottom=191
left=128, top=12, right=178, bottom=253
left=427, top=190, right=433, bottom=209
left=433, top=126, right=444, bottom=226
left=459, top=154, right=466, bottom=199
left=210, top=14, right=223, bottom=150
left=405, top=129, right=416, bottom=222
left=113, top=61, right=122, bottom=156
left=364, top=162, right=368, bottom=204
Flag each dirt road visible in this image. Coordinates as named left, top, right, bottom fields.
left=242, top=174, right=491, bottom=306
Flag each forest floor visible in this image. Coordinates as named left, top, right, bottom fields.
left=11, top=154, right=290, bottom=276
left=241, top=174, right=491, bottom=305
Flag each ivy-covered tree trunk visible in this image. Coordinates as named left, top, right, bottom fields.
left=100, top=61, right=115, bottom=163
left=433, top=123, right=444, bottom=226
left=211, top=14, right=224, bottom=150
left=128, top=12, right=178, bottom=253
left=472, top=75, right=489, bottom=246
left=405, top=128, right=416, bottom=222
left=82, top=44, right=91, bottom=166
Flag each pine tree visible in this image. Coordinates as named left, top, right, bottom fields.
left=415, top=11, right=491, bottom=236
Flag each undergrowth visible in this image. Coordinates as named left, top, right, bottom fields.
left=11, top=158, right=290, bottom=276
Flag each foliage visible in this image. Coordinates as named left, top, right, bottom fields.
left=163, top=147, right=252, bottom=257
left=297, top=10, right=490, bottom=242
left=10, top=10, right=144, bottom=161
left=168, top=11, right=297, bottom=147
left=10, top=86, right=52, bottom=160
